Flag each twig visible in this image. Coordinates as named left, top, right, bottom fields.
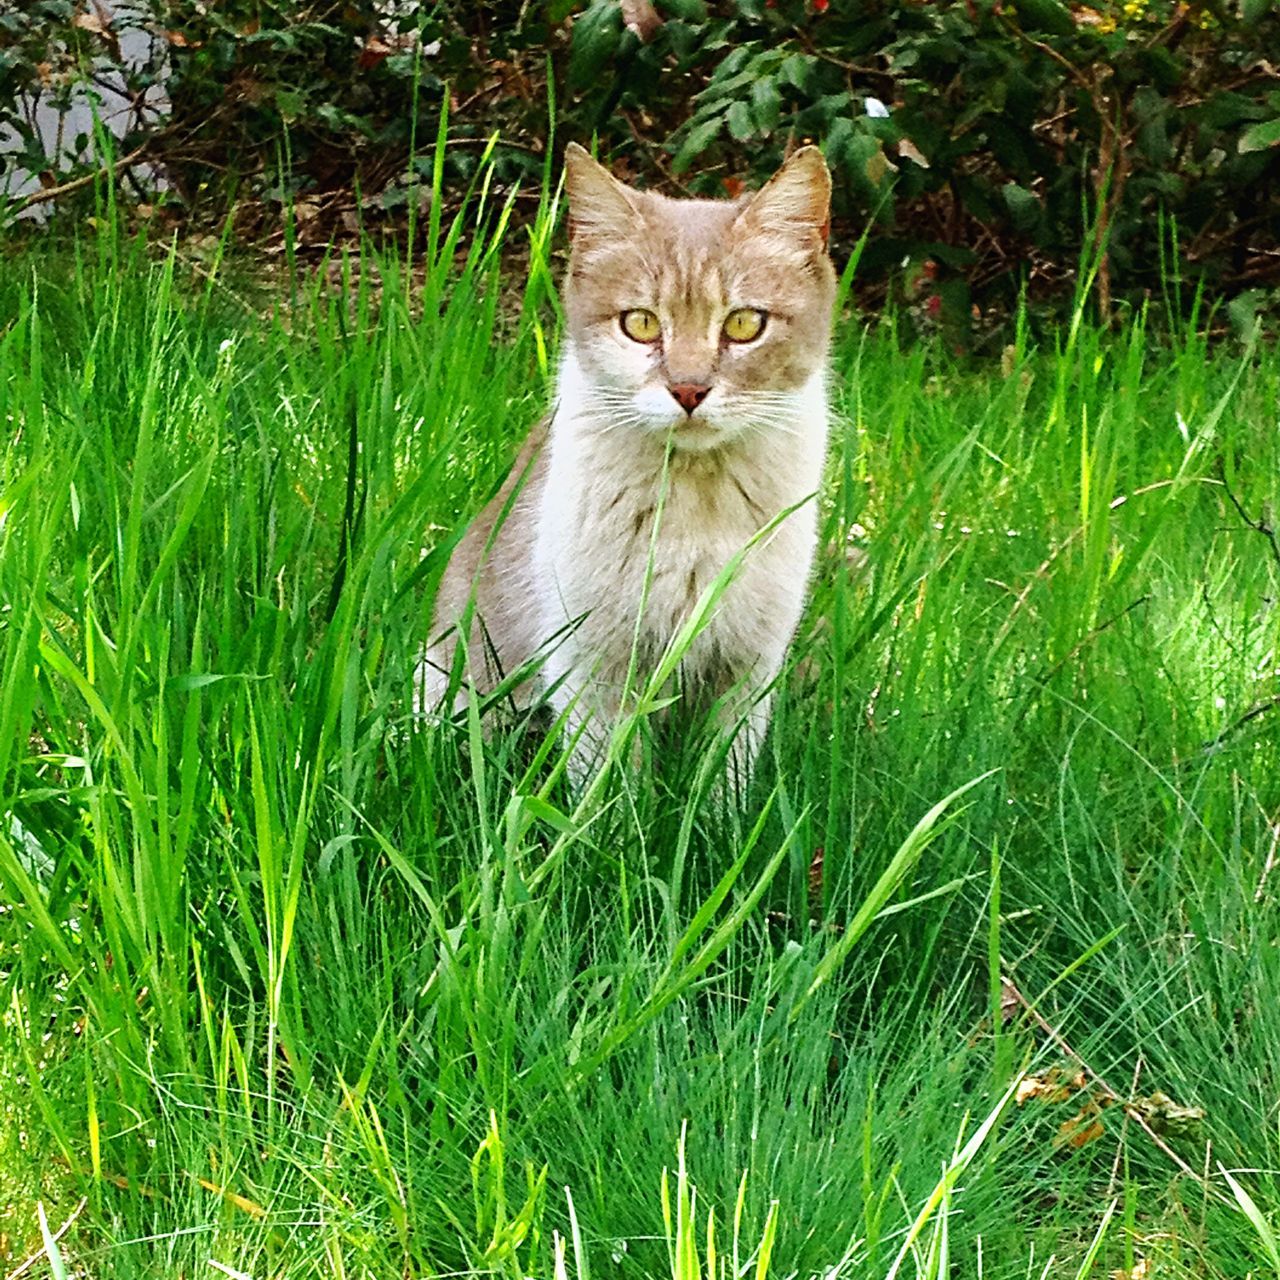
left=1203, top=695, right=1280, bottom=753
left=1002, top=21, right=1092, bottom=91
left=440, top=134, right=544, bottom=155
left=5, top=1198, right=87, bottom=1280
left=1014, top=595, right=1150, bottom=728
left=790, top=28, right=895, bottom=87
left=1003, top=977, right=1213, bottom=1189
left=1218, top=464, right=1280, bottom=571
left=6, top=142, right=155, bottom=216
left=619, top=110, right=694, bottom=195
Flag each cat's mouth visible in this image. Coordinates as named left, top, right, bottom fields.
left=666, top=412, right=735, bottom=453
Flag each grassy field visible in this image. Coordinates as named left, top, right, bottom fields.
left=1, top=176, right=1279, bottom=1280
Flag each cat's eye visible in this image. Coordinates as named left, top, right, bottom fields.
left=723, top=308, right=767, bottom=343
left=620, top=309, right=661, bottom=343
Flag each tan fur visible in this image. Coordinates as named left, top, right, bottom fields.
left=417, top=144, right=836, bottom=779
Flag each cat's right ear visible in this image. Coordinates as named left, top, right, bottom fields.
left=564, top=143, right=640, bottom=241
left=739, top=145, right=832, bottom=249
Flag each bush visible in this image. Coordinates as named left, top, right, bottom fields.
left=3, top=0, right=1279, bottom=319
left=565, top=0, right=1280, bottom=320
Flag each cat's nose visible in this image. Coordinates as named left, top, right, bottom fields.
left=669, top=383, right=711, bottom=415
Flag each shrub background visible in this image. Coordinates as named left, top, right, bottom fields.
left=3, top=0, right=1280, bottom=318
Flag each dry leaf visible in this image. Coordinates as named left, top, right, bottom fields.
left=808, top=844, right=825, bottom=914
left=1057, top=1109, right=1106, bottom=1148
left=73, top=10, right=108, bottom=34
left=1016, top=1065, right=1088, bottom=1105
left=621, top=0, right=663, bottom=40
left=53, top=1153, right=157, bottom=1197
left=197, top=1176, right=267, bottom=1219
left=356, top=35, right=393, bottom=68
left=1130, top=1090, right=1204, bottom=1138
left=1111, top=1259, right=1151, bottom=1280
left=898, top=138, right=931, bottom=169
left=998, top=978, right=1021, bottom=1023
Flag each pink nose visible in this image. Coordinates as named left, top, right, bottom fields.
left=669, top=383, right=711, bottom=414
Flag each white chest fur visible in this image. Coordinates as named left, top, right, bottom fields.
left=532, top=349, right=829, bottom=709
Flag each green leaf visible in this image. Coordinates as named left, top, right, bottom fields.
left=37, top=1205, right=70, bottom=1280
left=1239, top=116, right=1280, bottom=153
left=716, top=45, right=752, bottom=78
left=1136, top=45, right=1182, bottom=92
left=671, top=114, right=724, bottom=172
left=826, top=121, right=898, bottom=200
left=1221, top=1166, right=1280, bottom=1274
left=751, top=75, right=781, bottom=134
left=1242, top=0, right=1274, bottom=21
left=779, top=51, right=814, bottom=92
left=274, top=88, right=305, bottom=120
left=1137, top=116, right=1171, bottom=165
left=698, top=67, right=762, bottom=106
left=1014, top=0, right=1074, bottom=35
left=1001, top=180, right=1041, bottom=233
left=568, top=0, right=622, bottom=90
left=1227, top=291, right=1263, bottom=343
left=658, top=0, right=708, bottom=18
left=1202, top=90, right=1269, bottom=129
left=727, top=99, right=754, bottom=142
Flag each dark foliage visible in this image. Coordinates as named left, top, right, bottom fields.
left=3, top=0, right=1279, bottom=319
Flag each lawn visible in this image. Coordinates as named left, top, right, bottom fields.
left=1, top=181, right=1278, bottom=1280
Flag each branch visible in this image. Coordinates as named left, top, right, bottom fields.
left=1219, top=463, right=1280, bottom=571
left=1003, top=978, right=1213, bottom=1189
left=1203, top=695, right=1280, bottom=753
left=5, top=140, right=154, bottom=217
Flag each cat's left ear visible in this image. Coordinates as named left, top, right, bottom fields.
left=739, top=146, right=832, bottom=248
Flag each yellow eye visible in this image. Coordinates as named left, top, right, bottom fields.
left=723, top=308, right=767, bottom=343
left=620, top=309, right=661, bottom=343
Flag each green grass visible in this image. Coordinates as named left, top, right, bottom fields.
left=1, top=175, right=1279, bottom=1280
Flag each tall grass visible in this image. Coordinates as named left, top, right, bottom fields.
left=1, top=159, right=1278, bottom=1280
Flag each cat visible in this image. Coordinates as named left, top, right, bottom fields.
left=416, top=142, right=836, bottom=782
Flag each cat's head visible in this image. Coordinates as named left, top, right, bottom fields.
left=561, top=144, right=836, bottom=452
